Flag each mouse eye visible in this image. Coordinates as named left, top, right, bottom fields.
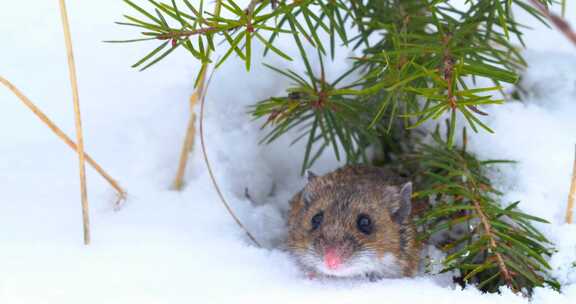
left=311, top=211, right=324, bottom=230
left=356, top=214, right=373, bottom=235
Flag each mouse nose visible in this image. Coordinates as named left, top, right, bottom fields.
left=324, top=248, right=342, bottom=270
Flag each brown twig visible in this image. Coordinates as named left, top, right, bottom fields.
left=566, top=144, right=576, bottom=224
left=529, top=0, right=576, bottom=47
left=472, top=199, right=516, bottom=292
left=59, top=0, right=90, bottom=245
left=199, top=67, right=261, bottom=247
left=245, top=0, right=262, bottom=33
left=0, top=76, right=127, bottom=204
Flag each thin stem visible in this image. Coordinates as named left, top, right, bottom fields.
left=199, top=68, right=261, bottom=247
left=59, top=0, right=90, bottom=245
left=157, top=26, right=219, bottom=39
left=0, top=76, right=126, bottom=204
left=442, top=34, right=456, bottom=109
left=566, top=144, right=576, bottom=223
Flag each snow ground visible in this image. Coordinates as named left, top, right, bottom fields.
left=1, top=1, right=576, bottom=303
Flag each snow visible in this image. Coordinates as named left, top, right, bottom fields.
left=1, top=1, right=576, bottom=303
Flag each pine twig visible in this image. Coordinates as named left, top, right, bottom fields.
left=566, top=144, right=576, bottom=224
left=58, top=0, right=90, bottom=245
left=441, top=34, right=457, bottom=110
left=199, top=67, right=261, bottom=247
left=472, top=199, right=516, bottom=292
left=0, top=76, right=127, bottom=204
left=156, top=0, right=262, bottom=40
left=156, top=27, right=218, bottom=40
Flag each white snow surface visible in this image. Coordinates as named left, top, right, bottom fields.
left=1, top=1, right=576, bottom=303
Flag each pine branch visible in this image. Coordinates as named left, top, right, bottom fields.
left=156, top=0, right=263, bottom=40
left=111, top=1, right=563, bottom=294
left=414, top=133, right=559, bottom=295
left=251, top=60, right=378, bottom=173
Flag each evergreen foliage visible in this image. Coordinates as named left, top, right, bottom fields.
left=413, top=131, right=559, bottom=294
left=111, top=0, right=561, bottom=295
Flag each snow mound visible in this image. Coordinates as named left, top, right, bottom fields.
left=0, top=1, right=575, bottom=303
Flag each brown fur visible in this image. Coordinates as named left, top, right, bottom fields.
left=286, top=165, right=419, bottom=277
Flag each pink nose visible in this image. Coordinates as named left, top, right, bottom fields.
left=324, top=248, right=342, bottom=270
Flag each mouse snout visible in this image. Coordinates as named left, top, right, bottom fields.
left=324, top=247, right=342, bottom=269
left=316, top=235, right=357, bottom=270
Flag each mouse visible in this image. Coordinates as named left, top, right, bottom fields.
left=286, top=165, right=419, bottom=279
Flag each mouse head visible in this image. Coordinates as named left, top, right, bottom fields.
left=287, top=171, right=413, bottom=278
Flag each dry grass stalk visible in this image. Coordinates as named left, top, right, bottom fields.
left=199, top=68, right=261, bottom=247
left=566, top=145, right=576, bottom=224
left=58, top=0, right=90, bottom=245
left=172, top=0, right=222, bottom=190
left=0, top=76, right=126, bottom=204
left=172, top=66, right=206, bottom=190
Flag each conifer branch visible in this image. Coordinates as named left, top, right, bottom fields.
left=113, top=0, right=561, bottom=294
left=415, top=133, right=559, bottom=294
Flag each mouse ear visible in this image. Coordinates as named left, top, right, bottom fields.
left=301, top=188, right=313, bottom=206
left=305, top=170, right=318, bottom=182
left=301, top=170, right=318, bottom=206
left=392, top=182, right=412, bottom=223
